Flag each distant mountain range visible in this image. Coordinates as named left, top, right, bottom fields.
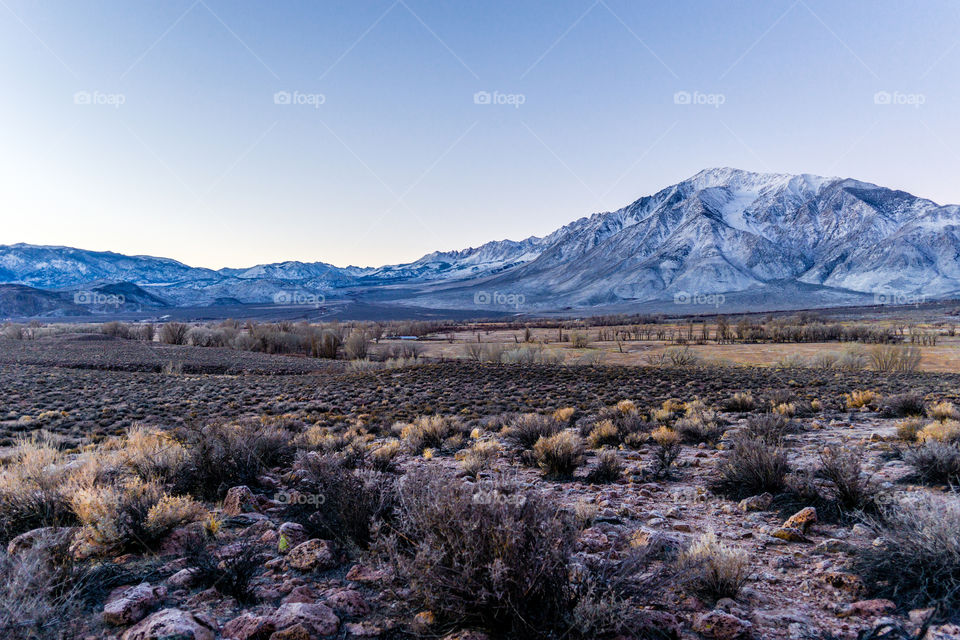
left=2, top=167, right=959, bottom=319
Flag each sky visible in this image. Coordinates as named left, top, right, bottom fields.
left=1, top=0, right=958, bottom=269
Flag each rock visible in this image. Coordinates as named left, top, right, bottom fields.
left=224, top=486, right=259, bottom=516
left=278, top=523, right=308, bottom=553
left=223, top=613, right=276, bottom=640
left=929, top=624, right=960, bottom=640
left=909, top=608, right=936, bottom=626
left=103, top=582, right=163, bottom=625
left=270, top=602, right=339, bottom=637
left=441, top=632, right=491, bottom=640
left=282, top=585, right=318, bottom=604
left=345, top=564, right=389, bottom=583
left=344, top=622, right=385, bottom=637
left=823, top=572, right=865, bottom=594
left=7, top=526, right=76, bottom=556
left=672, top=522, right=693, bottom=532
left=771, top=527, right=809, bottom=543
left=783, top=507, right=817, bottom=533
left=284, top=539, right=336, bottom=572
left=413, top=610, right=436, bottom=631
left=577, top=527, right=610, bottom=552
left=837, top=599, right=896, bottom=618
left=167, top=568, right=198, bottom=588
left=121, top=608, right=216, bottom=640
left=159, top=523, right=206, bottom=556
left=325, top=589, right=370, bottom=617
left=812, top=538, right=852, bottom=554
left=269, top=624, right=311, bottom=640
left=738, top=493, right=773, bottom=512
left=693, top=609, right=753, bottom=639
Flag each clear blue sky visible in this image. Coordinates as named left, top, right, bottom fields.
left=1, top=0, right=958, bottom=268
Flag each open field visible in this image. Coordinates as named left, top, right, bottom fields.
left=1, top=319, right=959, bottom=640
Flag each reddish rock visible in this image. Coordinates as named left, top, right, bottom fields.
left=577, top=527, right=610, bottom=552
left=284, top=539, right=336, bottom=572
left=345, top=564, right=388, bottom=583
left=278, top=523, right=308, bottom=552
left=325, top=589, right=370, bottom=617
left=7, top=526, right=76, bottom=556
left=269, top=623, right=311, bottom=640
left=838, top=599, right=896, bottom=618
left=783, top=507, right=817, bottom=533
left=270, top=602, right=339, bottom=637
left=823, top=572, right=865, bottom=594
left=224, top=486, right=259, bottom=516
left=121, top=608, right=216, bottom=640
left=738, top=493, right=773, bottom=512
left=693, top=610, right=753, bottom=639
left=103, top=583, right=164, bottom=626
left=282, top=585, right=318, bottom=604
left=223, top=612, right=276, bottom=640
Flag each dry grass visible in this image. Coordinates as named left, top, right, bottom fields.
left=678, top=532, right=751, bottom=601
left=533, top=431, right=585, bottom=479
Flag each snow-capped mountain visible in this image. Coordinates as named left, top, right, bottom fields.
left=2, top=168, right=959, bottom=317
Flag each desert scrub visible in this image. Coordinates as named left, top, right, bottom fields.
left=675, top=399, right=722, bottom=444
left=817, top=447, right=883, bottom=515
left=533, top=431, right=585, bottom=479
left=369, top=439, right=402, bottom=472
left=0, top=438, right=77, bottom=544
left=844, top=389, right=882, bottom=410
left=457, top=440, right=500, bottom=478
left=586, top=449, right=623, bottom=483
left=678, top=532, right=751, bottom=601
left=852, top=495, right=960, bottom=618
left=282, top=452, right=394, bottom=549
left=375, top=471, right=594, bottom=638
left=723, top=391, right=756, bottom=412
left=929, top=401, right=960, bottom=422
left=880, top=392, right=926, bottom=418
left=587, top=419, right=621, bottom=448
left=501, top=412, right=561, bottom=450
left=868, top=344, right=922, bottom=372
left=918, top=420, right=960, bottom=444
left=183, top=534, right=262, bottom=604
left=113, top=425, right=188, bottom=483
left=714, top=435, right=789, bottom=498
left=70, top=479, right=204, bottom=554
left=903, top=441, right=960, bottom=485
left=895, top=417, right=926, bottom=441
left=649, top=426, right=682, bottom=479
left=741, top=413, right=794, bottom=444
left=399, top=415, right=463, bottom=453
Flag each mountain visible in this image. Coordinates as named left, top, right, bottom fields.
left=2, top=168, right=959, bottom=318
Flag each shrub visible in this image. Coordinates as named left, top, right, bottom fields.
left=649, top=427, right=682, bottom=479
left=501, top=413, right=561, bottom=450
left=586, top=449, right=623, bottom=484
left=171, top=421, right=294, bottom=500
left=375, top=471, right=577, bottom=636
left=929, top=401, right=960, bottom=422
left=844, top=389, right=881, bottom=410
left=741, top=413, right=793, bottom=444
left=343, top=329, right=369, bottom=360
left=184, top=535, right=262, bottom=604
left=817, top=447, right=882, bottom=514
left=117, top=425, right=188, bottom=483
left=852, top=495, right=960, bottom=617
left=664, top=345, right=699, bottom=366
left=369, top=439, right=401, bottom=472
left=715, top=435, right=789, bottom=498
left=0, top=439, right=77, bottom=544
left=895, top=417, right=926, bottom=441
left=158, top=322, right=189, bottom=345
left=869, top=344, right=922, bottom=372
left=678, top=532, right=751, bottom=602
left=0, top=543, right=86, bottom=639
left=903, top=441, right=960, bottom=485
left=880, top=392, right=926, bottom=418
left=918, top=420, right=960, bottom=444
left=570, top=332, right=589, bottom=348
left=534, top=431, right=585, bottom=479
left=399, top=415, right=459, bottom=453
left=552, top=407, right=576, bottom=424
left=283, top=452, right=394, bottom=549
left=587, top=420, right=621, bottom=448
left=458, top=440, right=500, bottom=478
left=723, top=392, right=755, bottom=412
